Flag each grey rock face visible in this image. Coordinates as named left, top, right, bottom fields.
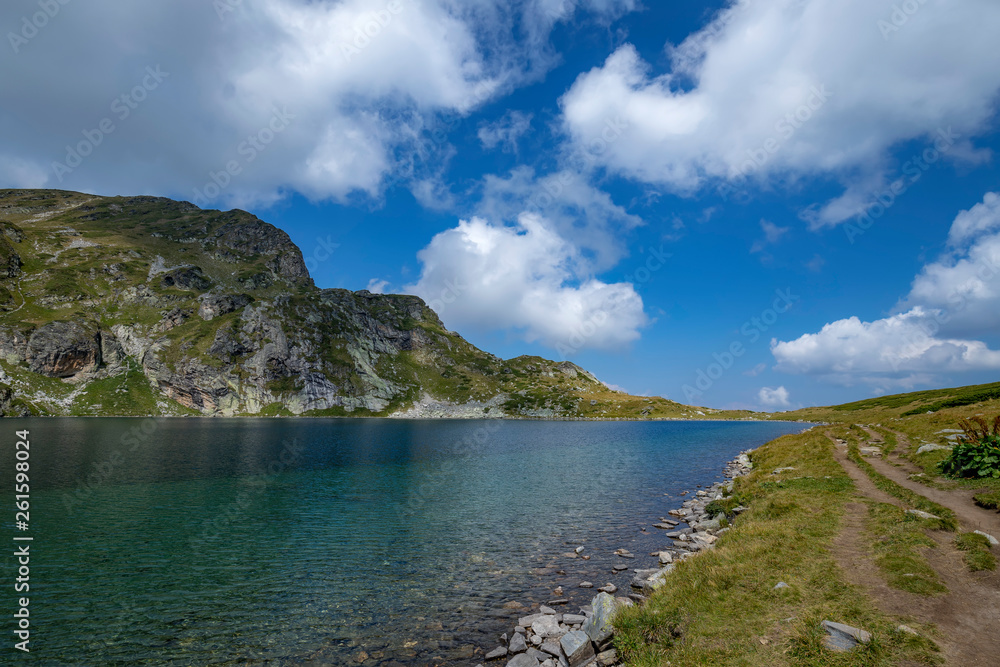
left=199, top=293, right=253, bottom=320
left=0, top=235, right=21, bottom=278
left=26, top=322, right=101, bottom=378
left=160, top=265, right=212, bottom=291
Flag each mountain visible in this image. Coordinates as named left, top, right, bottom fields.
left=0, top=189, right=756, bottom=420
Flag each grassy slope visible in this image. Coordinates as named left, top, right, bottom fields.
left=616, top=384, right=1000, bottom=665
left=615, top=429, right=941, bottom=666
left=0, top=189, right=758, bottom=419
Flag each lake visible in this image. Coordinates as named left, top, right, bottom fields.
left=0, top=418, right=810, bottom=665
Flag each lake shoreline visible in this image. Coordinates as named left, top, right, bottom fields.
left=466, top=447, right=759, bottom=667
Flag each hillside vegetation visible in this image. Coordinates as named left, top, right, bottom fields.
left=0, top=189, right=754, bottom=420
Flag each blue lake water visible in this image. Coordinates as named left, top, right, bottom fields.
left=0, top=418, right=810, bottom=665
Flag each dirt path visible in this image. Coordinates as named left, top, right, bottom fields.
left=824, top=431, right=1000, bottom=665
left=825, top=432, right=899, bottom=506
left=860, top=431, right=1000, bottom=536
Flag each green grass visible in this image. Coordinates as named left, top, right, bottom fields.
left=901, top=385, right=1000, bottom=416
left=843, top=430, right=958, bottom=531
left=973, top=490, right=1000, bottom=510
left=612, top=429, right=942, bottom=666
left=953, top=532, right=997, bottom=572
left=71, top=362, right=163, bottom=416
left=866, top=502, right=947, bottom=595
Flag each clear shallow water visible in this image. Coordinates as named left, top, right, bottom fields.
left=1, top=418, right=810, bottom=665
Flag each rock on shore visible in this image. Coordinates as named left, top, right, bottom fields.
left=476, top=450, right=756, bottom=666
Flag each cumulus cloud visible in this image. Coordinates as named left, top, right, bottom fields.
left=477, top=166, right=644, bottom=272
left=772, top=193, right=1000, bottom=385
left=758, top=386, right=791, bottom=409
left=406, top=213, right=648, bottom=352
left=559, top=0, right=1000, bottom=225
left=478, top=111, right=533, bottom=153
left=366, top=279, right=390, bottom=294
left=0, top=0, right=636, bottom=207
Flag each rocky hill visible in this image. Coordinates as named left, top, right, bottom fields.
left=0, top=189, right=753, bottom=419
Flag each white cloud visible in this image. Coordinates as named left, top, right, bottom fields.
left=406, top=213, right=648, bottom=352
left=750, top=219, right=789, bottom=253
left=559, top=0, right=1000, bottom=224
left=477, top=166, right=644, bottom=272
left=772, top=193, right=1000, bottom=384
left=744, top=362, right=767, bottom=377
left=366, top=279, right=390, bottom=294
left=478, top=111, right=533, bottom=153
left=758, top=386, right=791, bottom=409
left=0, top=154, right=49, bottom=189
left=0, top=0, right=637, bottom=206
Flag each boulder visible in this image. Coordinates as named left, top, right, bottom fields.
left=559, top=631, right=595, bottom=667
left=821, top=620, right=871, bottom=652
left=486, top=646, right=508, bottom=660
left=581, top=592, right=617, bottom=644
left=509, top=633, right=527, bottom=654
left=538, top=641, right=562, bottom=657
left=531, top=615, right=563, bottom=639
left=596, top=648, right=618, bottom=666
left=916, top=443, right=952, bottom=455
left=26, top=322, right=101, bottom=378
left=505, top=653, right=540, bottom=667
left=199, top=293, right=253, bottom=320
left=905, top=509, right=941, bottom=520
left=974, top=531, right=999, bottom=547
left=159, top=265, right=211, bottom=291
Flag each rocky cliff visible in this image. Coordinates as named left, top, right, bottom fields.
left=0, top=189, right=741, bottom=419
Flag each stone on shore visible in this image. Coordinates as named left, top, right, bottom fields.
left=596, top=648, right=618, bottom=666
left=581, top=592, right=618, bottom=644
left=531, top=615, right=563, bottom=639
left=579, top=581, right=593, bottom=588
left=538, top=641, right=562, bottom=657
left=821, top=620, right=871, bottom=652
left=560, top=630, right=595, bottom=667
left=485, top=645, right=508, bottom=660
left=509, top=632, right=527, bottom=654
left=505, top=653, right=540, bottom=667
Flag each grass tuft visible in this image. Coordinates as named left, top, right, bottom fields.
left=953, top=532, right=997, bottom=572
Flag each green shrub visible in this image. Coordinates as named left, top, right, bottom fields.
left=939, top=416, right=1000, bottom=479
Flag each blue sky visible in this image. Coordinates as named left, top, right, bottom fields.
left=3, top=0, right=1000, bottom=409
